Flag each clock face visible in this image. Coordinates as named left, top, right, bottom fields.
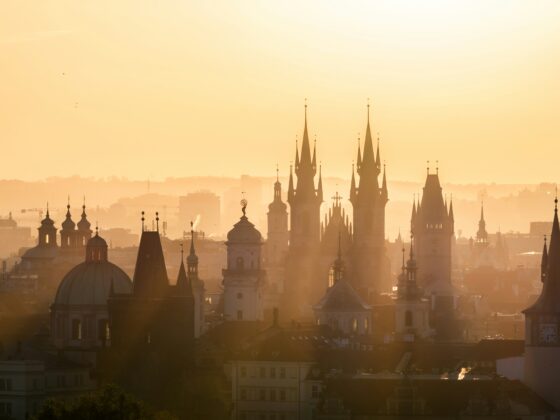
left=539, top=323, right=558, bottom=344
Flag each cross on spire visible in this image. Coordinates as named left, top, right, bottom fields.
left=332, top=192, right=342, bottom=207
left=156, top=212, right=159, bottom=232
left=141, top=211, right=145, bottom=232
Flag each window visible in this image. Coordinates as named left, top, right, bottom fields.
left=364, top=318, right=369, bottom=332
left=260, top=367, right=266, bottom=378
left=270, top=389, right=276, bottom=401
left=236, top=257, right=244, bottom=270
left=71, top=319, right=82, bottom=340
left=240, top=366, right=247, bottom=378
left=0, top=402, right=12, bottom=416
left=405, top=310, right=413, bottom=327
left=312, top=385, right=319, bottom=398
left=259, top=389, right=266, bottom=401
left=280, top=367, right=286, bottom=379
left=237, top=310, right=243, bottom=321
left=280, top=389, right=286, bottom=401
left=98, top=319, right=109, bottom=341
left=352, top=318, right=358, bottom=332
left=0, top=378, right=12, bottom=391
left=270, top=367, right=276, bottom=378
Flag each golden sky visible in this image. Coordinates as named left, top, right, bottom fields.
left=1, top=1, right=560, bottom=183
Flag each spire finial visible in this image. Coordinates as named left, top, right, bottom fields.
left=240, top=193, right=248, bottom=217
left=367, top=97, right=370, bottom=122
left=304, top=98, right=307, bottom=122
left=67, top=195, right=70, bottom=209
left=180, top=243, right=184, bottom=259
left=427, top=160, right=430, bottom=175
left=409, top=232, right=414, bottom=260
left=82, top=195, right=86, bottom=210
left=555, top=185, right=558, bottom=212
left=155, top=212, right=159, bottom=232
left=95, top=221, right=99, bottom=236
left=141, top=211, right=145, bottom=232
left=401, top=246, right=406, bottom=271
left=276, top=163, right=279, bottom=182
left=436, top=160, right=439, bottom=174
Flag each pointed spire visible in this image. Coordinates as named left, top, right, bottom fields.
left=46, top=202, right=50, bottom=219
left=298, top=99, right=313, bottom=170
left=187, top=221, right=199, bottom=281
left=541, top=235, right=548, bottom=283
left=480, top=201, right=485, bottom=223
left=356, top=134, right=362, bottom=170
left=381, top=162, right=388, bottom=197
left=361, top=101, right=376, bottom=172
left=312, top=135, right=317, bottom=170
left=287, top=164, right=295, bottom=202
left=350, top=163, right=357, bottom=202
left=448, top=194, right=454, bottom=221
left=317, top=164, right=323, bottom=202
left=295, top=137, right=300, bottom=169
left=376, top=133, right=381, bottom=170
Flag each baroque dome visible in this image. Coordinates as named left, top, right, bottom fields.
left=227, top=215, right=262, bottom=244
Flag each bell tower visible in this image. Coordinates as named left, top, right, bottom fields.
left=523, top=197, right=560, bottom=409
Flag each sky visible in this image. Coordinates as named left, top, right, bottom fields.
left=1, top=0, right=560, bottom=183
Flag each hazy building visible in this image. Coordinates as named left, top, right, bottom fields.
left=523, top=198, right=560, bottom=410
left=394, top=242, right=431, bottom=340
left=185, top=225, right=206, bottom=338
left=349, top=106, right=390, bottom=296
left=263, top=172, right=289, bottom=314
left=50, top=231, right=132, bottom=362
left=314, top=241, right=371, bottom=336
left=0, top=213, right=32, bottom=259
left=223, top=204, right=265, bottom=322
left=285, top=105, right=323, bottom=318
left=178, top=191, right=220, bottom=236
left=107, top=221, right=195, bottom=373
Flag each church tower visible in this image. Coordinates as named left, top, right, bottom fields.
left=76, top=200, right=92, bottom=247
left=523, top=198, right=560, bottom=409
left=411, top=167, right=454, bottom=292
left=38, top=205, right=57, bottom=248
left=284, top=103, right=323, bottom=318
left=264, top=169, right=289, bottom=312
left=186, top=223, right=205, bottom=338
left=60, top=200, right=77, bottom=250
left=472, top=202, right=492, bottom=268
left=349, top=104, right=389, bottom=296
left=267, top=168, right=289, bottom=267
left=394, top=237, right=431, bottom=340
left=223, top=201, right=265, bottom=322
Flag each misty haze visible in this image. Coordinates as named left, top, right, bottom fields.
left=1, top=1, right=560, bottom=420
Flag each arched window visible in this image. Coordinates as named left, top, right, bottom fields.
left=236, top=257, right=244, bottom=270
left=405, top=310, right=413, bottom=327
left=352, top=318, right=358, bottom=332
left=71, top=319, right=82, bottom=340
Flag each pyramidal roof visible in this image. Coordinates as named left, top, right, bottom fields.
left=132, top=231, right=169, bottom=297
left=314, top=279, right=370, bottom=312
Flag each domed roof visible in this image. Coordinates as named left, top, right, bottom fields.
left=227, top=215, right=262, bottom=244
left=22, top=245, right=59, bottom=260
left=54, top=261, right=132, bottom=306
left=77, top=205, right=91, bottom=231
left=61, top=206, right=76, bottom=230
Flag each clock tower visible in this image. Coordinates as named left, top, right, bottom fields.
left=523, top=197, right=560, bottom=409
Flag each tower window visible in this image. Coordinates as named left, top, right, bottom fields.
left=352, top=318, right=358, bottom=332
left=71, top=319, right=82, bottom=340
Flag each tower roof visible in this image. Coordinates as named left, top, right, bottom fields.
left=132, top=230, right=169, bottom=297
left=61, top=201, right=76, bottom=231
left=77, top=201, right=91, bottom=231
left=524, top=198, right=560, bottom=314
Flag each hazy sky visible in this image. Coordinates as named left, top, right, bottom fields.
left=1, top=1, right=560, bottom=183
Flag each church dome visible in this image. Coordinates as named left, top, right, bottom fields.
left=61, top=206, right=76, bottom=230
left=54, top=262, right=132, bottom=306
left=77, top=205, right=91, bottom=231
left=227, top=215, right=262, bottom=244
left=53, top=233, right=132, bottom=306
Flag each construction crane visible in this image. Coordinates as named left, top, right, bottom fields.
left=20, top=208, right=44, bottom=222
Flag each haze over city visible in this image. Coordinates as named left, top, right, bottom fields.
left=2, top=1, right=560, bottom=183
left=2, top=2, right=560, bottom=420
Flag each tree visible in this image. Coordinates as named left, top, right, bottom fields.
left=33, top=384, right=177, bottom=420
